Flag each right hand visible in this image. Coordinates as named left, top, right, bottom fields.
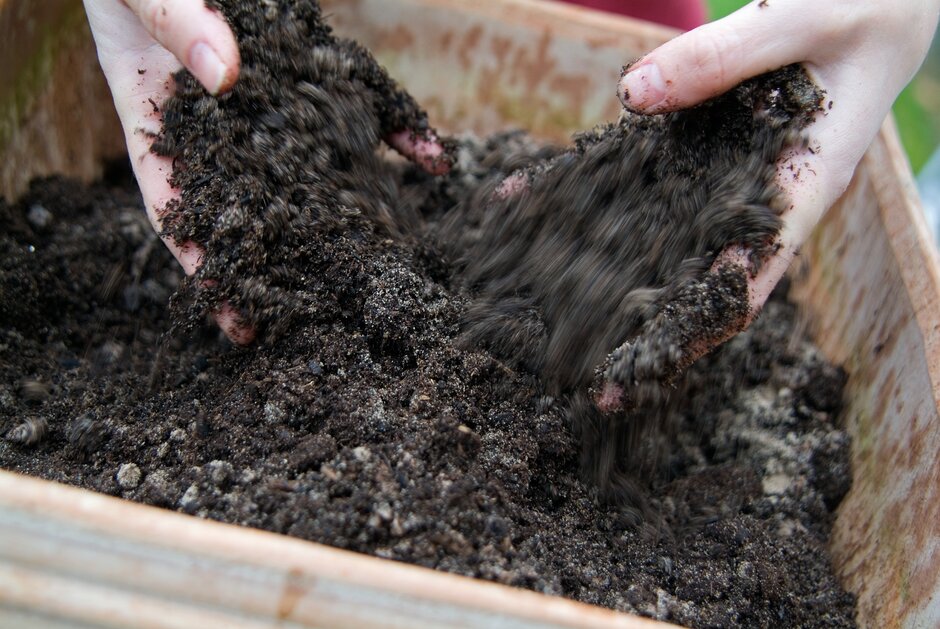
left=595, top=0, right=940, bottom=412
left=616, top=0, right=939, bottom=339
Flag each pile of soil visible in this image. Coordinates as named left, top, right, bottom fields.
left=0, top=0, right=856, bottom=626
left=0, top=169, right=855, bottom=626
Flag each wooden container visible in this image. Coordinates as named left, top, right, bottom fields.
left=1, top=0, right=937, bottom=626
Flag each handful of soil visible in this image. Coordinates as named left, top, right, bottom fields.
left=450, top=66, right=823, bottom=405
left=154, top=0, right=451, bottom=340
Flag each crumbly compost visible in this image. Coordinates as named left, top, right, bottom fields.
left=152, top=0, right=451, bottom=340
left=434, top=63, right=823, bottom=503
left=0, top=169, right=855, bottom=626
left=450, top=64, right=822, bottom=401
left=0, top=0, right=855, bottom=626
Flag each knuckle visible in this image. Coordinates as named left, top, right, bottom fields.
left=139, top=0, right=173, bottom=41
left=687, top=30, right=738, bottom=88
left=813, top=1, right=881, bottom=50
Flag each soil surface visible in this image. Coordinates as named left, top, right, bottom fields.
left=0, top=169, right=855, bottom=626
left=0, top=1, right=856, bottom=627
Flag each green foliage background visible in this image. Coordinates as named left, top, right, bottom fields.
left=707, top=0, right=939, bottom=173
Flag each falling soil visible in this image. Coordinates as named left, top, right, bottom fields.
left=1, top=0, right=856, bottom=626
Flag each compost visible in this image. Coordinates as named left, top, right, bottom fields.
left=0, top=0, right=856, bottom=626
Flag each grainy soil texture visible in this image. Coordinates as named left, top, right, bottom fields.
left=0, top=1, right=855, bottom=627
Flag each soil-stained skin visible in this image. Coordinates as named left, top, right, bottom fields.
left=0, top=2, right=855, bottom=627
left=451, top=64, right=822, bottom=404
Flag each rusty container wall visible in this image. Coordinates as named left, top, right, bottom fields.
left=0, top=0, right=123, bottom=200
left=1, top=0, right=938, bottom=627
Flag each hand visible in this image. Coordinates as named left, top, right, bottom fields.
left=83, top=0, right=449, bottom=343
left=605, top=0, right=939, bottom=399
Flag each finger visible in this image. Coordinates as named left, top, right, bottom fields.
left=592, top=259, right=753, bottom=414
left=85, top=2, right=254, bottom=343
left=210, top=294, right=256, bottom=345
left=494, top=172, right=529, bottom=199
left=217, top=309, right=256, bottom=344
left=122, top=0, right=240, bottom=94
left=385, top=129, right=453, bottom=176
left=618, top=0, right=834, bottom=114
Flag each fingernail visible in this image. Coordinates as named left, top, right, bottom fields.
left=189, top=41, right=228, bottom=95
left=620, top=63, right=666, bottom=112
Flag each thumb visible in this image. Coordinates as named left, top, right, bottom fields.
left=123, top=0, right=240, bottom=94
left=618, top=1, right=825, bottom=114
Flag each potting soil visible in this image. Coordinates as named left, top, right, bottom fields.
left=0, top=1, right=856, bottom=626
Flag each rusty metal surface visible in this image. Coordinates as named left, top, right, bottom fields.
left=0, top=0, right=123, bottom=201
left=792, top=123, right=940, bottom=628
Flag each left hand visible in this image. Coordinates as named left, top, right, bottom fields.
left=84, top=0, right=252, bottom=341
left=84, top=0, right=450, bottom=343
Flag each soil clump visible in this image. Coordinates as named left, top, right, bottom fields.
left=0, top=0, right=855, bottom=626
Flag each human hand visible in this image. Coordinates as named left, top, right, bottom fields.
left=83, top=0, right=450, bottom=344
left=595, top=0, right=940, bottom=411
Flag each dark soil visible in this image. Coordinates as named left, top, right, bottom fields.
left=0, top=1, right=856, bottom=627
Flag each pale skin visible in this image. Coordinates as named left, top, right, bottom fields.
left=84, top=0, right=939, bottom=355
